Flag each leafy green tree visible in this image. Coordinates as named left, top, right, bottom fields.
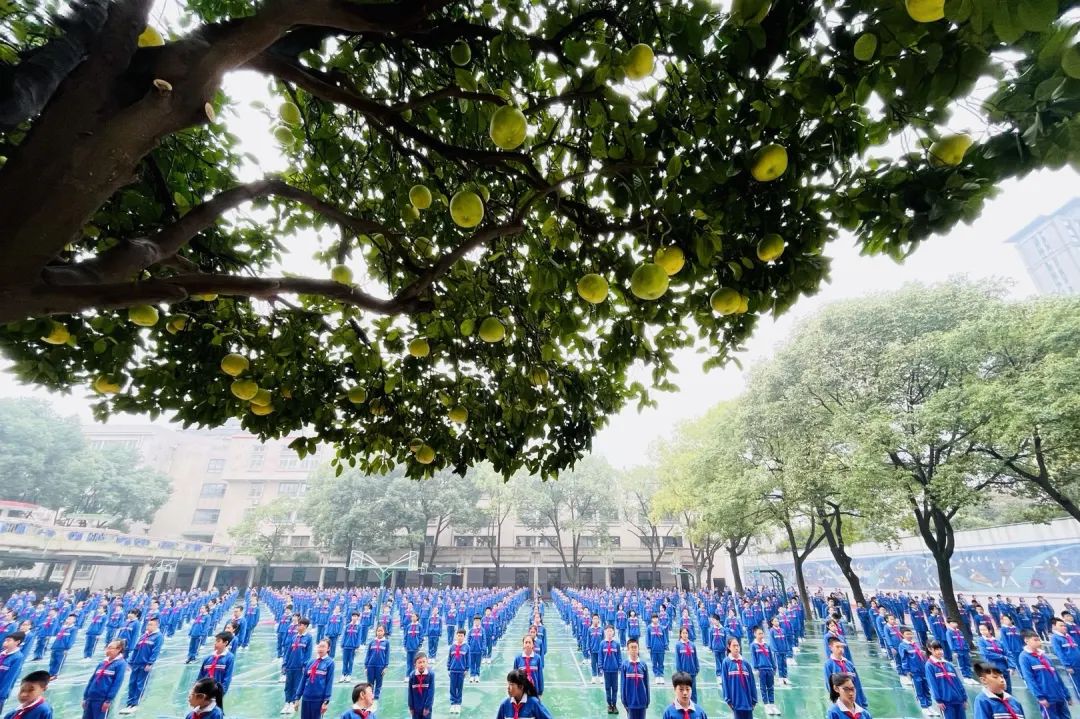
left=618, top=465, right=677, bottom=588
left=229, top=497, right=295, bottom=584
left=472, top=464, right=517, bottom=573
left=64, top=444, right=172, bottom=527
left=2, top=0, right=1077, bottom=477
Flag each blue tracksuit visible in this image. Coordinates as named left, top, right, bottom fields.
left=467, top=626, right=485, bottom=678
left=341, top=622, right=362, bottom=678
left=826, top=704, right=872, bottom=719
left=283, top=633, right=313, bottom=703
left=199, top=651, right=235, bottom=694
left=1019, top=649, right=1071, bottom=719
left=298, top=656, right=334, bottom=719
left=426, top=615, right=441, bottom=657
left=660, top=702, right=708, bottom=719
left=0, top=649, right=25, bottom=715
left=494, top=696, right=554, bottom=718
left=515, top=652, right=545, bottom=697
left=925, top=658, right=967, bottom=719
left=185, top=706, right=223, bottom=719
left=125, top=630, right=163, bottom=707
left=446, top=642, right=468, bottom=706
left=947, top=628, right=972, bottom=678
left=187, top=614, right=210, bottom=661
left=721, top=656, right=757, bottom=719
left=768, top=627, right=790, bottom=678
left=407, top=670, right=434, bottom=719
left=325, top=615, right=343, bottom=657
left=82, top=657, right=127, bottom=719
left=84, top=612, right=106, bottom=658
left=977, top=636, right=1013, bottom=693
left=1051, top=631, right=1080, bottom=699
left=599, top=640, right=621, bottom=706
left=620, top=659, right=650, bottom=719
left=972, top=689, right=1024, bottom=719
left=404, top=622, right=424, bottom=675
left=674, top=640, right=699, bottom=703
left=2, top=698, right=52, bottom=719
left=897, top=640, right=931, bottom=708
left=824, top=656, right=868, bottom=709
left=749, top=640, right=775, bottom=705
left=647, top=624, right=667, bottom=679
left=48, top=624, right=77, bottom=677
left=364, top=637, right=389, bottom=699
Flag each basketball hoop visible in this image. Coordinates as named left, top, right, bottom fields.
left=154, top=559, right=178, bottom=574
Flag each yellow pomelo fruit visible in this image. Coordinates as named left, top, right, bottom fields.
left=853, top=33, right=878, bottom=62
left=1063, top=45, right=1080, bottom=80
left=928, top=134, right=973, bottom=167
left=576, top=274, right=609, bottom=304
left=737, top=295, right=750, bottom=314
left=402, top=204, right=420, bottom=224
left=128, top=305, right=159, bottom=327
left=630, top=263, right=669, bottom=300
left=489, top=106, right=528, bottom=150
left=251, top=388, right=273, bottom=407
left=165, top=316, right=188, bottom=334
left=279, top=102, right=301, bottom=126
left=710, top=288, right=741, bottom=315
left=905, top=0, right=944, bottom=22
left=450, top=191, right=484, bottom=228
left=92, top=375, right=122, bottom=394
left=449, top=406, right=468, bottom=424
left=756, top=233, right=785, bottom=262
left=409, top=184, right=432, bottom=210
left=41, top=321, right=70, bottom=345
left=529, top=367, right=549, bottom=386
left=625, top=44, right=655, bottom=81
left=137, top=27, right=164, bottom=48
left=331, top=265, right=353, bottom=284
left=450, top=41, right=471, bottom=66
left=369, top=398, right=388, bottom=416
left=220, top=353, right=249, bottom=377
left=415, top=445, right=436, bottom=464
left=273, top=126, right=294, bottom=145
left=731, top=0, right=772, bottom=25
left=750, top=144, right=788, bottom=182
left=250, top=402, right=274, bottom=416
left=478, top=317, right=506, bottom=343
left=191, top=293, right=218, bottom=301
left=347, top=387, right=367, bottom=404
left=654, top=246, right=685, bottom=275
left=230, top=379, right=259, bottom=401
left=408, top=338, right=430, bottom=358
left=408, top=438, right=425, bottom=452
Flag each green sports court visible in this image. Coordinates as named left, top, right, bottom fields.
left=39, top=606, right=1045, bottom=718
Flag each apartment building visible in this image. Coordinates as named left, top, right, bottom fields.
left=1008, top=197, right=1080, bottom=295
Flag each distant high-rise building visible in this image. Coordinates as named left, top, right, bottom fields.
left=1007, top=197, right=1080, bottom=295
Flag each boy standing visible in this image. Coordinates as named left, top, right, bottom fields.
left=198, top=632, right=235, bottom=697
left=924, top=640, right=967, bottom=719
left=620, top=638, right=650, bottom=719
left=119, top=617, right=163, bottom=714
left=1019, top=629, right=1072, bottom=719
left=660, top=672, right=707, bottom=719
left=341, top=613, right=362, bottom=682
left=282, top=619, right=313, bottom=715
left=407, top=652, right=434, bottom=719
left=47, top=615, right=76, bottom=680
left=647, top=615, right=668, bottom=685
left=599, top=626, right=621, bottom=714
left=896, top=627, right=932, bottom=715
left=3, top=670, right=52, bottom=719
left=972, top=660, right=1023, bottom=719
left=0, top=633, right=26, bottom=717
left=446, top=629, right=468, bottom=714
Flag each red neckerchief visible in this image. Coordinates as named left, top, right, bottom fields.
left=353, top=710, right=369, bottom=719
left=604, top=641, right=618, bottom=657
left=11, top=698, right=43, bottom=719
left=1036, top=651, right=1055, bottom=674
left=511, top=699, right=522, bottom=719
left=138, top=632, right=152, bottom=647
left=206, top=653, right=222, bottom=677
left=413, top=671, right=428, bottom=694
left=843, top=711, right=860, bottom=719
left=833, top=657, right=849, bottom=673
left=308, top=657, right=324, bottom=682
left=630, top=660, right=642, bottom=684
left=992, top=695, right=1021, bottom=719
left=914, top=647, right=925, bottom=663
left=95, top=658, right=113, bottom=681
left=931, top=659, right=956, bottom=686
left=291, top=634, right=301, bottom=650
left=756, top=641, right=770, bottom=657
left=682, top=642, right=693, bottom=657
left=453, top=643, right=464, bottom=660
left=522, top=654, right=533, bottom=682
left=733, top=657, right=749, bottom=691
left=681, top=707, right=691, bottom=719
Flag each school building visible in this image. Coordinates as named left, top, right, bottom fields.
left=60, top=423, right=696, bottom=592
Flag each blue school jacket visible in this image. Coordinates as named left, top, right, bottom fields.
left=976, top=637, right=1009, bottom=672
left=1018, top=649, right=1070, bottom=703
left=342, top=622, right=363, bottom=650
left=365, top=638, right=389, bottom=670
left=0, top=649, right=25, bottom=698
left=924, top=658, right=966, bottom=705
left=720, top=656, right=757, bottom=711
left=749, top=640, right=776, bottom=673
left=600, top=640, right=622, bottom=672
left=199, top=651, right=235, bottom=693
left=338, top=709, right=376, bottom=719
left=897, top=640, right=927, bottom=676
left=84, top=656, right=128, bottom=701
left=284, top=633, right=313, bottom=670
left=620, top=659, right=650, bottom=709
left=185, top=704, right=223, bottom=719
left=298, top=656, right=334, bottom=703
left=130, top=630, right=163, bottom=666
left=826, top=703, right=872, bottom=719
left=646, top=624, right=667, bottom=652
left=2, top=699, right=52, bottom=719
left=467, top=626, right=487, bottom=655
left=514, top=653, right=544, bottom=695
left=407, top=670, right=434, bottom=714
left=51, top=624, right=77, bottom=652
left=446, top=642, right=469, bottom=672
left=1051, top=632, right=1080, bottom=668
left=823, top=656, right=867, bottom=708
left=675, top=640, right=699, bottom=675
left=998, top=627, right=1022, bottom=664
left=403, top=622, right=424, bottom=651
left=661, top=702, right=708, bottom=719
left=494, top=696, right=553, bottom=719
left=972, top=690, right=1024, bottom=719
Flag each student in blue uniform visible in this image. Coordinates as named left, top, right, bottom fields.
left=945, top=618, right=973, bottom=681
left=119, top=616, right=163, bottom=714
left=721, top=637, right=757, bottom=719
left=325, top=607, right=343, bottom=658
left=116, top=611, right=140, bottom=651
left=467, top=617, right=485, bottom=684
left=277, top=607, right=294, bottom=659
left=446, top=629, right=468, bottom=714
left=297, top=639, right=334, bottom=719
left=404, top=613, right=424, bottom=678
left=621, top=638, right=650, bottom=719
left=924, top=640, right=967, bottom=719
left=977, top=623, right=1013, bottom=694
left=426, top=610, right=441, bottom=659
left=185, top=677, right=224, bottom=719
left=972, top=660, right=1023, bottom=719
left=826, top=672, right=872, bottom=719
left=187, top=606, right=211, bottom=664
left=1051, top=617, right=1080, bottom=699
left=661, top=671, right=707, bottom=719
left=341, top=613, right=363, bottom=683
left=673, top=627, right=699, bottom=706
left=198, top=632, right=235, bottom=697
left=31, top=610, right=57, bottom=662
left=896, top=627, right=931, bottom=713
left=749, top=626, right=778, bottom=716
left=598, top=626, right=622, bottom=713
left=3, top=670, right=52, bottom=719
left=767, top=616, right=791, bottom=686
left=46, top=614, right=76, bottom=680
left=82, top=640, right=127, bottom=719
left=0, top=631, right=27, bottom=716
left=514, top=634, right=544, bottom=699
left=282, top=619, right=314, bottom=714
left=495, top=669, right=553, bottom=719
left=364, top=625, right=389, bottom=707
left=647, top=615, right=668, bottom=685
left=1018, top=629, right=1072, bottom=719
left=84, top=605, right=107, bottom=659
left=340, top=682, right=376, bottom=719
left=824, top=636, right=868, bottom=709
left=407, top=652, right=434, bottom=719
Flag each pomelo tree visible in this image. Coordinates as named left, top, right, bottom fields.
left=1, top=0, right=1078, bottom=476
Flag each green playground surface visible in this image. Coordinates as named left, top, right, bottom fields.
left=32, top=606, right=1049, bottom=718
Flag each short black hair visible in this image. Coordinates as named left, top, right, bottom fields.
left=5, top=631, right=25, bottom=644
left=973, top=660, right=1003, bottom=678
left=1022, top=629, right=1040, bottom=641
left=299, top=618, right=311, bottom=627
left=351, top=682, right=372, bottom=703
left=927, top=640, right=944, bottom=651
left=20, top=670, right=50, bottom=689
left=626, top=637, right=638, bottom=647
left=215, top=631, right=233, bottom=644
left=671, top=671, right=693, bottom=688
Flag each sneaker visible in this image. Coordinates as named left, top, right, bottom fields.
left=279, top=706, right=290, bottom=715
left=591, top=676, right=599, bottom=684
left=788, top=658, right=797, bottom=665
left=118, top=708, right=133, bottom=715
left=655, top=676, right=665, bottom=685
left=278, top=674, right=286, bottom=682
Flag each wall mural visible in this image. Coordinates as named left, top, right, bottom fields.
left=757, top=541, right=1080, bottom=595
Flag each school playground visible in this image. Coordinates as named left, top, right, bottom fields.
left=39, top=606, right=1047, bottom=718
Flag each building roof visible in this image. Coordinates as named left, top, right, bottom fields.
left=1007, top=197, right=1080, bottom=244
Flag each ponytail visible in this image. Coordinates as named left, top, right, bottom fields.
left=828, top=672, right=853, bottom=703
left=192, top=677, right=225, bottom=712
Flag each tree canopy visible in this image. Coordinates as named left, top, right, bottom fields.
left=1, top=0, right=1078, bottom=477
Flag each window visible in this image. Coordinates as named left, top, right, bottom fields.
left=206, top=458, right=225, bottom=473
left=475, top=535, right=494, bottom=547
left=289, top=535, right=310, bottom=547
left=89, top=438, right=141, bottom=451
left=279, top=450, right=320, bottom=471
left=663, top=535, right=684, bottom=548
left=199, top=483, right=227, bottom=498
left=249, top=445, right=266, bottom=470
left=454, top=536, right=474, bottom=548
left=516, top=536, right=538, bottom=548
left=278, top=481, right=307, bottom=497
left=191, top=509, right=220, bottom=525
left=424, top=535, right=434, bottom=547
left=248, top=482, right=264, bottom=498
left=182, top=534, right=215, bottom=543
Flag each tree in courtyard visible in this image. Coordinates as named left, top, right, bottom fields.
left=2, top=0, right=1078, bottom=477
left=230, top=497, right=295, bottom=584
left=63, top=444, right=172, bottom=527
left=618, top=465, right=677, bottom=588
left=472, top=464, right=517, bottom=574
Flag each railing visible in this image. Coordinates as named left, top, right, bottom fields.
left=0, top=519, right=235, bottom=562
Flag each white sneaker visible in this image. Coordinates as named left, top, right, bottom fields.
left=591, top=676, right=599, bottom=684
left=788, top=658, right=797, bottom=665
left=118, top=708, right=134, bottom=716
left=278, top=674, right=286, bottom=683
left=655, top=676, right=665, bottom=685
left=900, top=675, right=913, bottom=686
left=279, top=705, right=290, bottom=715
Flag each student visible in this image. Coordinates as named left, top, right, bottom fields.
left=1052, top=617, right=1080, bottom=699
left=446, top=629, right=468, bottom=714
left=824, top=618, right=853, bottom=662
left=82, top=640, right=127, bottom=719
left=721, top=636, right=757, bottom=719
left=767, top=616, right=791, bottom=684
left=341, top=613, right=363, bottom=683
left=1018, top=629, right=1072, bottom=719
left=84, top=606, right=107, bottom=659
left=297, top=639, right=334, bottom=719
left=227, top=608, right=246, bottom=655
left=627, top=610, right=641, bottom=644
left=0, top=631, right=27, bottom=716
left=621, top=637, right=650, bottom=719
left=198, top=632, right=235, bottom=697
left=587, top=615, right=604, bottom=684
left=407, top=652, right=434, bottom=719
left=325, top=607, right=343, bottom=658
left=495, top=669, right=553, bottom=719
left=404, top=613, right=424, bottom=679
left=116, top=611, right=140, bottom=651
left=826, top=672, right=872, bottom=719
left=120, top=616, right=163, bottom=714
left=364, top=624, right=389, bottom=707
left=426, top=609, right=441, bottom=659
left=514, top=634, right=545, bottom=699
left=896, top=628, right=932, bottom=716
left=674, top=626, right=699, bottom=706
left=341, top=682, right=376, bottom=719
left=998, top=614, right=1023, bottom=673
left=945, top=618, right=974, bottom=682
left=750, top=626, right=778, bottom=715
left=976, top=623, right=1012, bottom=694
left=924, top=640, right=967, bottom=719
left=467, top=617, right=485, bottom=683
left=282, top=619, right=313, bottom=715
left=599, top=626, right=621, bottom=713
left=185, top=677, right=224, bottom=719
left=30, top=611, right=57, bottom=662
left=47, top=615, right=76, bottom=680
left=647, top=614, right=668, bottom=685
left=3, top=670, right=52, bottom=719
left=660, top=671, right=707, bottom=719
left=972, top=660, right=1023, bottom=719
left=824, top=636, right=868, bottom=709
left=187, top=606, right=211, bottom=663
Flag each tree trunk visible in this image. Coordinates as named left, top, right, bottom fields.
left=912, top=500, right=967, bottom=643
left=727, top=542, right=744, bottom=595
left=818, top=504, right=867, bottom=606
